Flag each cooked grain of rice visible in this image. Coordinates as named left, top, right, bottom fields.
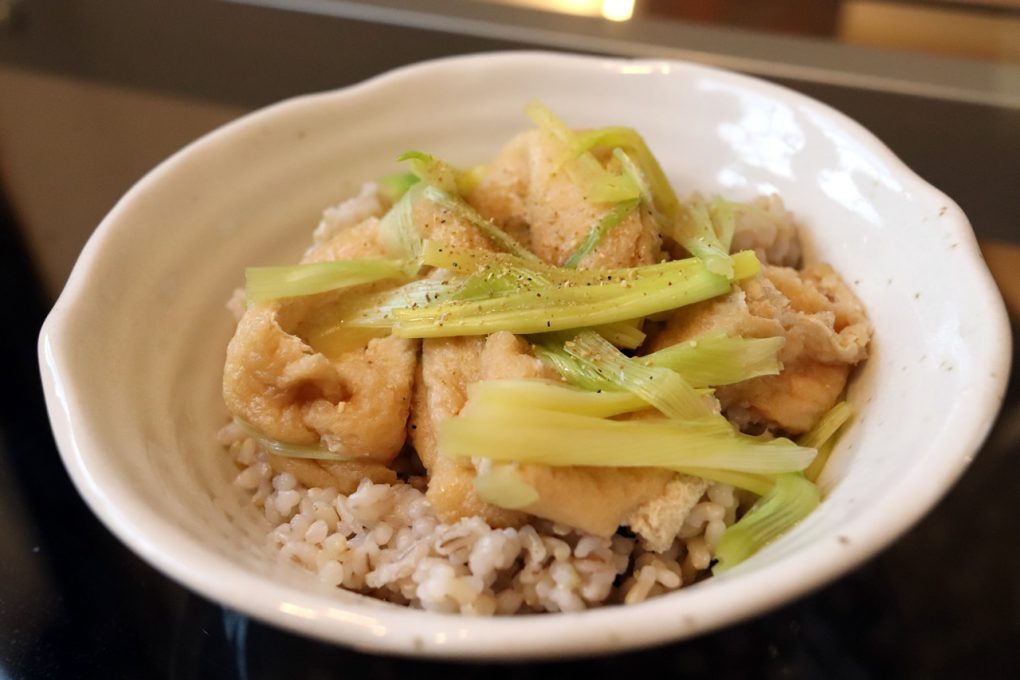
left=219, top=421, right=737, bottom=614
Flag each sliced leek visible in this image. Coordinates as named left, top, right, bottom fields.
left=801, top=401, right=854, bottom=482
left=234, top=418, right=350, bottom=461
left=441, top=391, right=815, bottom=475
left=537, top=331, right=782, bottom=392
left=378, top=171, right=419, bottom=203
left=643, top=332, right=784, bottom=387
left=360, top=248, right=760, bottom=338
left=473, top=464, right=540, bottom=509
left=563, top=198, right=640, bottom=268
left=245, top=258, right=415, bottom=303
left=673, top=200, right=734, bottom=278
left=465, top=379, right=647, bottom=419
left=420, top=185, right=540, bottom=262
left=377, top=182, right=425, bottom=260
left=526, top=101, right=641, bottom=204
left=560, top=330, right=710, bottom=420
left=397, top=150, right=460, bottom=193
left=713, top=473, right=821, bottom=571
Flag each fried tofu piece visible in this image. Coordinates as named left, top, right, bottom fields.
left=310, top=183, right=387, bottom=245
left=410, top=333, right=535, bottom=528
left=414, top=331, right=691, bottom=539
left=729, top=194, right=802, bottom=267
left=647, top=263, right=872, bottom=434
left=223, top=219, right=418, bottom=490
left=467, top=129, right=662, bottom=268
left=303, top=215, right=386, bottom=263
left=266, top=456, right=397, bottom=495
left=516, top=465, right=675, bottom=538
left=412, top=196, right=502, bottom=252
left=625, top=475, right=709, bottom=553
left=464, top=131, right=532, bottom=248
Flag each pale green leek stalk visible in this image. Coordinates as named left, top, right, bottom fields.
left=561, top=330, right=710, bottom=420
left=525, top=101, right=641, bottom=204
left=563, top=198, right=640, bottom=268
left=234, top=418, right=349, bottom=461
left=398, top=150, right=484, bottom=194
left=465, top=379, right=648, bottom=419
left=472, top=464, right=539, bottom=509
left=524, top=100, right=573, bottom=143
left=440, top=390, right=815, bottom=475
left=612, top=148, right=661, bottom=223
left=643, top=332, right=784, bottom=387
left=348, top=242, right=756, bottom=326
left=568, top=127, right=677, bottom=221
left=532, top=344, right=609, bottom=392
left=362, top=248, right=760, bottom=338
left=377, top=182, right=425, bottom=260
left=680, top=468, right=775, bottom=497
left=420, top=185, right=540, bottom=262
left=245, top=258, right=415, bottom=303
left=534, top=319, right=647, bottom=351
left=563, top=120, right=734, bottom=277
left=536, top=331, right=782, bottom=392
left=708, top=197, right=737, bottom=252
left=397, top=150, right=460, bottom=193
left=586, top=319, right=646, bottom=349
left=801, top=401, right=854, bottom=482
left=674, top=200, right=734, bottom=278
left=454, top=380, right=787, bottom=495
left=378, top=171, right=419, bottom=203
left=713, top=473, right=821, bottom=571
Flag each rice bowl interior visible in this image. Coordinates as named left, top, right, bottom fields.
left=38, top=52, right=1010, bottom=658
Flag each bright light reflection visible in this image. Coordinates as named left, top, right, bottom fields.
left=489, top=0, right=634, bottom=21
left=601, top=0, right=634, bottom=21
left=698, top=79, right=805, bottom=181
left=279, top=602, right=318, bottom=619
left=505, top=0, right=601, bottom=16
left=617, top=63, right=671, bottom=75
left=817, top=170, right=881, bottom=225
left=800, top=107, right=903, bottom=193
left=798, top=107, right=901, bottom=225
left=716, top=167, right=748, bottom=189
left=325, top=608, right=388, bottom=636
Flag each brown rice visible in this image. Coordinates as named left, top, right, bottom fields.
left=218, top=421, right=738, bottom=615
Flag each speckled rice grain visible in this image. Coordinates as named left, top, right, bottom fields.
left=217, top=421, right=738, bottom=615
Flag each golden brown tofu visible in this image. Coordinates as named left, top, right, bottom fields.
left=223, top=219, right=418, bottom=486
left=409, top=333, right=533, bottom=528
left=303, top=216, right=386, bottom=263
left=625, top=475, right=709, bottom=552
left=468, top=129, right=662, bottom=268
left=728, top=194, right=802, bottom=267
left=412, top=197, right=502, bottom=252
left=516, top=465, right=675, bottom=537
left=647, top=263, right=872, bottom=434
left=413, top=331, right=697, bottom=540
left=464, top=131, right=532, bottom=248
left=266, top=456, right=397, bottom=494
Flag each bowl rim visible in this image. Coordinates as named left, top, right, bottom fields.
left=38, top=50, right=1012, bottom=659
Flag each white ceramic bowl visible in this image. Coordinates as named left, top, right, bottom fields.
left=39, top=52, right=1010, bottom=659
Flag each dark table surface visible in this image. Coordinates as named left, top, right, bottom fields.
left=2, top=180, right=1019, bottom=680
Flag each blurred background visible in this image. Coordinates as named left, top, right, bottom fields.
left=0, top=0, right=1018, bottom=297
left=0, top=1, right=1017, bottom=678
